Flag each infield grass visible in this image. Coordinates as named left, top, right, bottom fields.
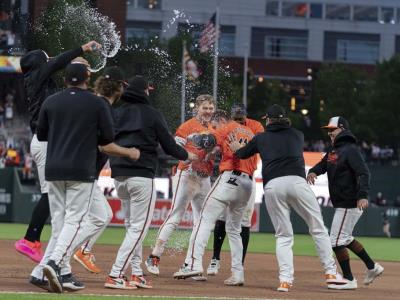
left=0, top=294, right=236, bottom=300
left=0, top=223, right=399, bottom=261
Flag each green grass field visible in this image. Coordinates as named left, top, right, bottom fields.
left=1, top=223, right=399, bottom=261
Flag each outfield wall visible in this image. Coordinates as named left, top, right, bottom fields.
left=1, top=167, right=399, bottom=237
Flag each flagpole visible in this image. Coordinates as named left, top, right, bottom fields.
left=213, top=2, right=220, bottom=106
left=242, top=43, right=248, bottom=107
left=181, top=40, right=186, bottom=123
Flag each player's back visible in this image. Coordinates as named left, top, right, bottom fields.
left=244, top=118, right=264, bottom=135
left=215, top=121, right=257, bottom=176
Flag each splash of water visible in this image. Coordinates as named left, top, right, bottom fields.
left=35, top=0, right=121, bottom=72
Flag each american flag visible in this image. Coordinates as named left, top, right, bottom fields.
left=183, top=44, right=200, bottom=80
left=199, top=12, right=218, bottom=53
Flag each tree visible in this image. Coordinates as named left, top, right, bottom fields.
left=367, top=55, right=400, bottom=146
left=310, top=64, right=372, bottom=140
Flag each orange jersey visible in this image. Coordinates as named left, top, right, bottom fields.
left=244, top=118, right=264, bottom=135
left=213, top=121, right=258, bottom=175
left=176, top=117, right=213, bottom=175
left=244, top=118, right=264, bottom=165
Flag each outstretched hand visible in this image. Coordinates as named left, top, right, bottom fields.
left=227, top=133, right=243, bottom=153
left=306, top=172, right=317, bottom=185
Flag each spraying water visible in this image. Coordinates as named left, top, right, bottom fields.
left=34, top=0, right=121, bottom=72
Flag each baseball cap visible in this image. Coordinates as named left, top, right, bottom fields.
left=321, top=116, right=349, bottom=130
left=231, top=103, right=247, bottom=119
left=125, top=75, right=150, bottom=97
left=262, top=104, right=286, bottom=119
left=65, top=62, right=89, bottom=85
left=103, top=66, right=128, bottom=86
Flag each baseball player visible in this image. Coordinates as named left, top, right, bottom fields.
left=73, top=66, right=127, bottom=274
left=173, top=110, right=257, bottom=286
left=33, top=63, right=139, bottom=294
left=307, top=116, right=384, bottom=290
left=145, top=94, right=215, bottom=275
left=229, top=104, right=346, bottom=292
left=16, top=41, right=100, bottom=263
left=105, top=76, right=197, bottom=290
left=207, top=104, right=264, bottom=276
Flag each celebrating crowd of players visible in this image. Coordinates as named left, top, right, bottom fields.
left=15, top=43, right=383, bottom=294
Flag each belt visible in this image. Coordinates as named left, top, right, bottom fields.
left=231, top=170, right=252, bottom=180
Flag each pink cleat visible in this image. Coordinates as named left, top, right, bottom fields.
left=15, top=239, right=44, bottom=263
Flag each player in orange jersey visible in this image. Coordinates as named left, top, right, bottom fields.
left=173, top=110, right=258, bottom=286
left=207, top=104, right=264, bottom=276
left=145, top=94, right=215, bottom=275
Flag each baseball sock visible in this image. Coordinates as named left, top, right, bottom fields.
left=346, top=239, right=375, bottom=270
left=333, top=246, right=354, bottom=281
left=24, top=193, right=49, bottom=243
left=240, top=226, right=250, bottom=263
left=151, top=239, right=165, bottom=258
left=212, top=220, right=226, bottom=260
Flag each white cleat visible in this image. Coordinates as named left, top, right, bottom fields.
left=325, top=272, right=348, bottom=285
left=206, top=259, right=220, bottom=276
left=364, top=263, right=384, bottom=285
left=145, top=256, right=160, bottom=275
left=224, top=274, right=244, bottom=286
left=173, top=265, right=203, bottom=279
left=328, top=279, right=357, bottom=290
left=191, top=275, right=207, bottom=281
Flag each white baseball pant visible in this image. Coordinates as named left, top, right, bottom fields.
left=330, top=208, right=363, bottom=247
left=31, top=181, right=96, bottom=278
left=31, top=181, right=113, bottom=278
left=152, top=169, right=210, bottom=257
left=109, top=177, right=156, bottom=277
left=30, top=134, right=49, bottom=193
left=219, top=178, right=256, bottom=227
left=78, top=181, right=113, bottom=253
left=184, top=170, right=252, bottom=277
left=264, top=175, right=338, bottom=284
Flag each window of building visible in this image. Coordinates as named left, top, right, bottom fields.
left=282, top=2, right=307, bottom=18
left=266, top=1, right=279, bottom=16
left=353, top=6, right=378, bottom=22
left=310, top=3, right=322, bottom=19
left=337, top=40, right=379, bottom=64
left=396, top=8, right=400, bottom=24
left=325, top=4, right=350, bottom=20
left=380, top=7, right=395, bottom=24
left=220, top=27, right=235, bottom=56
left=127, top=0, right=162, bottom=10
left=126, top=22, right=162, bottom=45
left=265, top=36, right=307, bottom=60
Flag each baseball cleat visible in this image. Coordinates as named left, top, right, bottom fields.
left=206, top=259, right=220, bottom=276
left=130, top=275, right=153, bottom=288
left=325, top=272, right=347, bottom=285
left=73, top=250, right=101, bottom=274
left=145, top=255, right=160, bottom=275
left=328, top=279, right=357, bottom=290
left=43, top=260, right=63, bottom=293
left=104, top=275, right=137, bottom=290
left=29, top=276, right=50, bottom=292
left=191, top=275, right=207, bottom=281
left=61, top=273, right=85, bottom=291
left=224, top=274, right=244, bottom=286
left=15, top=239, right=43, bottom=263
left=173, top=265, right=203, bottom=279
left=277, top=281, right=292, bottom=292
left=364, top=263, right=384, bottom=285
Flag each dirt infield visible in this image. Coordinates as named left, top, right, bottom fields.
left=0, top=240, right=397, bottom=299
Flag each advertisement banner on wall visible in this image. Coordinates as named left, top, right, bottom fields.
left=107, top=197, right=260, bottom=231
